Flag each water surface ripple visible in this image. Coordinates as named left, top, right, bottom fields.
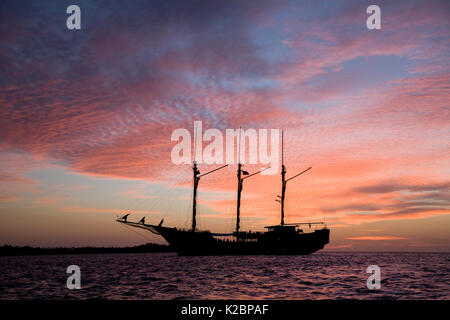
left=0, top=252, right=448, bottom=299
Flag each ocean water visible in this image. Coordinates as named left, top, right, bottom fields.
left=0, top=252, right=448, bottom=300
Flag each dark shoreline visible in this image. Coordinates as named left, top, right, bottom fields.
left=0, top=244, right=174, bottom=256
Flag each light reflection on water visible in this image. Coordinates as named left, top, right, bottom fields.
left=0, top=252, right=448, bottom=299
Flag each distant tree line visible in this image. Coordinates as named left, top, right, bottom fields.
left=0, top=243, right=173, bottom=256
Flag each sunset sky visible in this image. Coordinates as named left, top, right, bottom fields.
left=0, top=0, right=449, bottom=251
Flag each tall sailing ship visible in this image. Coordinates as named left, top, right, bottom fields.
left=117, top=131, right=330, bottom=255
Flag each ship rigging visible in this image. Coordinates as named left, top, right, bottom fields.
left=117, top=129, right=330, bottom=255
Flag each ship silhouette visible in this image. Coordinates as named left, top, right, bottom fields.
left=117, top=130, right=330, bottom=255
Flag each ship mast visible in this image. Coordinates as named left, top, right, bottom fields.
left=236, top=127, right=243, bottom=233
left=236, top=162, right=243, bottom=233
left=192, top=161, right=200, bottom=231
left=191, top=127, right=228, bottom=231
left=278, top=130, right=312, bottom=226
left=235, top=128, right=270, bottom=233
left=235, top=164, right=270, bottom=233
left=280, top=131, right=286, bottom=225
left=191, top=162, right=228, bottom=231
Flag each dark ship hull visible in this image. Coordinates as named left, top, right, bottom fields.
left=119, top=221, right=329, bottom=256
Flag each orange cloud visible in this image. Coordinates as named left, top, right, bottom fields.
left=347, top=236, right=407, bottom=241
